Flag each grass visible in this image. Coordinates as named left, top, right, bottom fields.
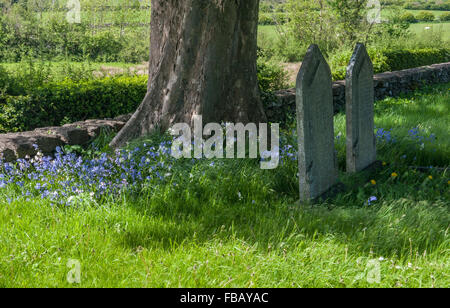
left=258, top=25, right=280, bottom=42
left=258, top=23, right=450, bottom=50
left=39, top=9, right=151, bottom=26
left=0, top=83, right=448, bottom=288
left=0, top=61, right=141, bottom=74
left=405, top=9, right=449, bottom=18
left=409, top=22, right=450, bottom=41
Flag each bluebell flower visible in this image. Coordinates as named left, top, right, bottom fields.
left=368, top=196, right=377, bottom=206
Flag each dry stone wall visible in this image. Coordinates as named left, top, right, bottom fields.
left=0, top=61, right=449, bottom=163
left=268, top=62, right=450, bottom=123
left=0, top=115, right=132, bottom=162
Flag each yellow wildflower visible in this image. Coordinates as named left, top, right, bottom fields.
left=391, top=172, right=398, bottom=178
left=371, top=180, right=377, bottom=185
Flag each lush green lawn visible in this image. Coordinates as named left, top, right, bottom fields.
left=405, top=9, right=449, bottom=18
left=1, top=61, right=140, bottom=74
left=259, top=24, right=279, bottom=39
left=39, top=10, right=151, bottom=25
left=409, top=22, right=450, bottom=41
left=258, top=22, right=450, bottom=47
left=0, top=84, right=448, bottom=288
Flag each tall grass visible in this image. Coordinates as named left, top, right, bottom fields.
left=0, top=83, right=448, bottom=287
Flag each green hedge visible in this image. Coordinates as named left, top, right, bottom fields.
left=330, top=48, right=450, bottom=80
left=0, top=59, right=288, bottom=133
left=259, top=13, right=288, bottom=25
left=404, top=3, right=450, bottom=11
left=441, top=12, right=450, bottom=21
left=415, top=11, right=435, bottom=22
left=0, top=76, right=147, bottom=133
left=1, top=48, right=448, bottom=133
left=398, top=12, right=418, bottom=23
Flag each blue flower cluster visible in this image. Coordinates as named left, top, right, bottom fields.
left=408, top=128, right=436, bottom=143
left=376, top=128, right=395, bottom=143
left=0, top=126, right=439, bottom=206
left=0, top=143, right=176, bottom=206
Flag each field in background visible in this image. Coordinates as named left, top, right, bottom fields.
left=405, top=9, right=449, bottom=18
left=259, top=23, right=450, bottom=47
left=409, top=22, right=450, bottom=41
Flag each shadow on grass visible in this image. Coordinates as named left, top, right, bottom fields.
left=119, top=177, right=449, bottom=258
left=118, top=83, right=449, bottom=259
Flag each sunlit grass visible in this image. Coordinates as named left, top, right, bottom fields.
left=0, top=84, right=448, bottom=288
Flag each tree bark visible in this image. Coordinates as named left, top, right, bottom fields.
left=110, top=0, right=266, bottom=149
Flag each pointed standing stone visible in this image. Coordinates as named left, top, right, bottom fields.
left=296, top=45, right=338, bottom=202
left=346, top=43, right=377, bottom=173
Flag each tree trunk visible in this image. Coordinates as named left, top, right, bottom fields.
left=110, top=0, right=266, bottom=149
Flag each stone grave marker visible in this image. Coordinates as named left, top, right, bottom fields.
left=346, top=43, right=377, bottom=173
left=296, top=44, right=338, bottom=202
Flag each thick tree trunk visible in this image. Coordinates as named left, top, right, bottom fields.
left=110, top=0, right=266, bottom=149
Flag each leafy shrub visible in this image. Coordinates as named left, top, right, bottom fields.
left=330, top=47, right=450, bottom=80
left=257, top=57, right=289, bottom=93
left=0, top=76, right=148, bottom=133
left=0, top=57, right=290, bottom=132
left=274, top=34, right=310, bottom=63
left=0, top=65, right=9, bottom=94
left=382, top=48, right=450, bottom=71
left=440, top=12, right=450, bottom=21
left=0, top=60, right=96, bottom=96
left=404, top=2, right=450, bottom=11
left=416, top=11, right=435, bottom=22
left=0, top=5, right=150, bottom=63
left=330, top=48, right=390, bottom=81
left=80, top=32, right=124, bottom=62
left=259, top=13, right=288, bottom=25
left=399, top=12, right=418, bottom=23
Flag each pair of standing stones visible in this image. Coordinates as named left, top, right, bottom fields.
left=296, top=43, right=377, bottom=202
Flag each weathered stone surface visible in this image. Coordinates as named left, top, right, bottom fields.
left=65, top=120, right=126, bottom=138
left=346, top=43, right=377, bottom=173
left=269, top=62, right=450, bottom=124
left=296, top=44, right=338, bottom=202
left=113, top=113, right=133, bottom=123
left=0, top=131, right=64, bottom=161
left=34, top=126, right=91, bottom=146
left=0, top=118, right=126, bottom=162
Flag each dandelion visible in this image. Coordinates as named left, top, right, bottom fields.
left=370, top=180, right=377, bottom=185
left=428, top=175, right=433, bottom=180
left=391, top=172, right=398, bottom=178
